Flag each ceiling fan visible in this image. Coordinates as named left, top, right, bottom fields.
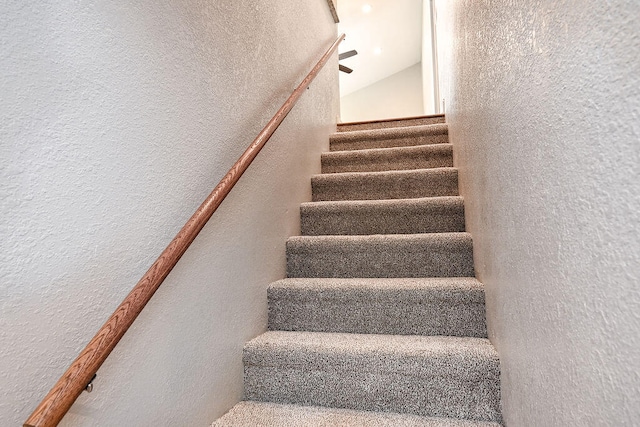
left=339, top=50, right=358, bottom=73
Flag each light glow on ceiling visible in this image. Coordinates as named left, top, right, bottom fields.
left=362, top=4, right=372, bottom=14
left=373, top=47, right=382, bottom=55
left=337, top=0, right=423, bottom=96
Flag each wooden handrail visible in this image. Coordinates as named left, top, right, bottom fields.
left=24, top=33, right=345, bottom=427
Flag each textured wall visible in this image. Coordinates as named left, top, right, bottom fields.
left=340, top=63, right=424, bottom=122
left=435, top=0, right=640, bottom=425
left=0, top=1, right=338, bottom=425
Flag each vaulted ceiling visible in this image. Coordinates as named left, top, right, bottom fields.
left=337, top=0, right=423, bottom=97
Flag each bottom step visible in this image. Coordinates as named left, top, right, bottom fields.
left=213, top=401, right=502, bottom=427
left=244, top=331, right=501, bottom=422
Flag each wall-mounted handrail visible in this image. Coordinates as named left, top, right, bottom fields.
left=325, top=0, right=339, bottom=23
left=24, top=33, right=345, bottom=427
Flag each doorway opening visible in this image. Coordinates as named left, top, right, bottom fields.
left=337, top=0, right=439, bottom=122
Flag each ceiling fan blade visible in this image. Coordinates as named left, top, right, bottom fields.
left=339, top=50, right=358, bottom=60
left=339, top=64, right=353, bottom=74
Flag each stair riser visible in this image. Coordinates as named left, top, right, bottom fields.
left=321, top=145, right=453, bottom=173
left=300, top=198, right=465, bottom=235
left=286, top=235, right=474, bottom=278
left=337, top=115, right=445, bottom=132
left=244, top=367, right=500, bottom=422
left=312, top=169, right=459, bottom=202
left=330, top=132, right=448, bottom=151
left=269, top=296, right=487, bottom=337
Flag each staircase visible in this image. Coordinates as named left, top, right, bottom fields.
left=213, top=115, right=502, bottom=426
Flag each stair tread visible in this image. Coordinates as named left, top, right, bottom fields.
left=330, top=124, right=448, bottom=151
left=311, top=168, right=459, bottom=202
left=245, top=330, right=498, bottom=377
left=325, top=143, right=452, bottom=157
left=269, top=277, right=484, bottom=302
left=288, top=232, right=472, bottom=245
left=322, top=144, right=453, bottom=173
left=300, top=196, right=465, bottom=235
left=311, top=166, right=458, bottom=181
left=213, top=401, right=501, bottom=427
left=338, top=113, right=445, bottom=128
left=331, top=123, right=448, bottom=142
left=301, top=196, right=463, bottom=209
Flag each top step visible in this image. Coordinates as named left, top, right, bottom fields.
left=338, top=114, right=445, bottom=132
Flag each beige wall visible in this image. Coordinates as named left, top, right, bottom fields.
left=340, top=63, right=424, bottom=122
left=0, top=1, right=338, bottom=425
left=436, top=0, right=640, bottom=425
left=421, top=0, right=437, bottom=114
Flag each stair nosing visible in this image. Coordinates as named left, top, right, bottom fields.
left=214, top=401, right=502, bottom=427
left=269, top=276, right=482, bottom=286
left=244, top=330, right=498, bottom=373
left=337, top=113, right=445, bottom=127
left=268, top=277, right=485, bottom=302
left=287, top=231, right=472, bottom=242
left=311, top=167, right=458, bottom=180
left=300, top=195, right=463, bottom=209
left=322, top=143, right=453, bottom=158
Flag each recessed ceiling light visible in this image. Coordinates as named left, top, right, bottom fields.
left=374, top=47, right=382, bottom=55
left=362, top=4, right=372, bottom=13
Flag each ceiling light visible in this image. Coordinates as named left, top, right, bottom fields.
left=373, top=47, right=382, bottom=55
left=362, top=4, right=372, bottom=13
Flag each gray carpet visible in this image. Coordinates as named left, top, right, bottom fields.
left=286, top=233, right=475, bottom=278
left=243, top=331, right=501, bottom=423
left=212, top=401, right=501, bottom=426
left=330, top=123, right=449, bottom=151
left=213, top=116, right=502, bottom=426
left=300, top=196, right=465, bottom=235
left=337, top=115, right=445, bottom=133
left=311, top=168, right=459, bottom=202
left=268, top=277, right=487, bottom=337
left=321, top=143, right=453, bottom=173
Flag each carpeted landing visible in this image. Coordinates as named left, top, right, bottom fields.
left=212, top=114, right=502, bottom=426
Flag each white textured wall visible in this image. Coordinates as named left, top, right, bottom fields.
left=435, top=0, right=640, bottom=425
left=340, top=63, right=424, bottom=122
left=0, top=1, right=338, bottom=425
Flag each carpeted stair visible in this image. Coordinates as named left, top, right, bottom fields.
left=213, top=114, right=502, bottom=426
left=267, top=278, right=487, bottom=337
left=300, top=197, right=465, bottom=235
left=321, top=144, right=453, bottom=173
left=329, top=123, right=449, bottom=151
left=286, top=233, right=474, bottom=278
left=311, top=168, right=459, bottom=201
left=335, top=114, right=445, bottom=133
